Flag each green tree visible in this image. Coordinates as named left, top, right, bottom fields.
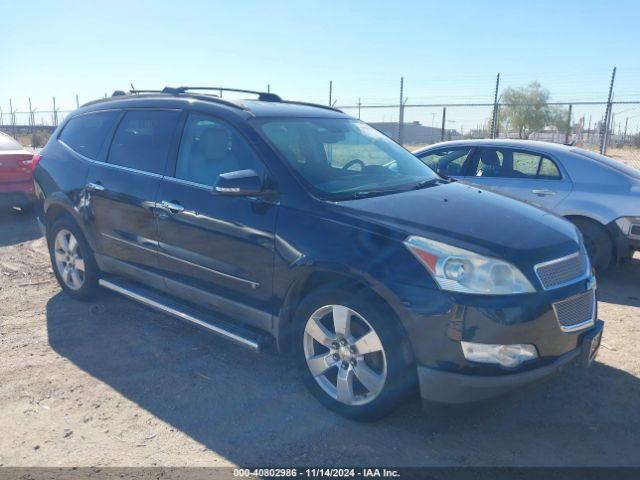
left=549, top=106, right=571, bottom=136
left=501, top=82, right=555, bottom=139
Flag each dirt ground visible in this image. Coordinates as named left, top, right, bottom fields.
left=0, top=208, right=639, bottom=467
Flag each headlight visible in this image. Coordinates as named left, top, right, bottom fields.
left=404, top=235, right=536, bottom=295
left=461, top=342, right=538, bottom=368
left=615, top=216, right=640, bottom=238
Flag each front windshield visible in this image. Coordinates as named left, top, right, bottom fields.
left=257, top=118, right=439, bottom=199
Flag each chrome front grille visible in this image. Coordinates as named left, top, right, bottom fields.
left=535, top=251, right=588, bottom=290
left=552, top=289, right=596, bottom=332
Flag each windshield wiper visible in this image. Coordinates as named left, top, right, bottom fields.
left=352, top=189, right=400, bottom=199
left=412, top=178, right=443, bottom=190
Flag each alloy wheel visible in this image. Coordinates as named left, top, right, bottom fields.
left=53, top=229, right=85, bottom=291
left=303, top=304, right=387, bottom=406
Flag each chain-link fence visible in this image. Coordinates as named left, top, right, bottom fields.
left=2, top=74, right=640, bottom=169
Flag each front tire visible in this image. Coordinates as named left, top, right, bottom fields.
left=294, top=288, right=416, bottom=421
left=47, top=216, right=99, bottom=300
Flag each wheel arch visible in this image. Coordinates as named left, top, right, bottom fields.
left=275, top=265, right=413, bottom=356
left=564, top=214, right=621, bottom=264
left=43, top=194, right=97, bottom=250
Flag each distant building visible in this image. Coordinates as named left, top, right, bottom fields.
left=370, top=121, right=457, bottom=145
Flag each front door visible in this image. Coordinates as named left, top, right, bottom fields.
left=154, top=113, right=277, bottom=329
left=86, top=109, right=181, bottom=280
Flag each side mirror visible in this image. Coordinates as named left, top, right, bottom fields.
left=214, top=169, right=264, bottom=196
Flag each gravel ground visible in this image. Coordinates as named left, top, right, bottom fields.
left=0, top=208, right=639, bottom=467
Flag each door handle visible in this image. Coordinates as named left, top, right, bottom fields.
left=532, top=189, right=555, bottom=196
left=159, top=200, right=185, bottom=213
left=86, top=182, right=105, bottom=192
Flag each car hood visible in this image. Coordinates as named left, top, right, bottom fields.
left=337, top=182, right=581, bottom=266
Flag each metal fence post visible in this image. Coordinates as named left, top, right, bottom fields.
left=490, top=73, right=500, bottom=138
left=53, top=96, right=58, bottom=126
left=600, top=67, right=616, bottom=154
left=565, top=104, right=572, bottom=144
left=9, top=99, right=15, bottom=126
left=441, top=107, right=447, bottom=141
left=397, top=77, right=404, bottom=144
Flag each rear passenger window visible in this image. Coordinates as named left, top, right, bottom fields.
left=512, top=152, right=542, bottom=177
left=59, top=111, right=120, bottom=160
left=108, top=110, right=180, bottom=174
left=538, top=157, right=561, bottom=179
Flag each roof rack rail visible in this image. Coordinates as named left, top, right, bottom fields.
left=129, top=89, right=163, bottom=94
left=282, top=100, right=343, bottom=113
left=162, top=86, right=282, bottom=102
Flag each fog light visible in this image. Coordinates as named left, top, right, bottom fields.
left=461, top=342, right=538, bottom=368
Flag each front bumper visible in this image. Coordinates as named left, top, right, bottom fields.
left=417, top=320, right=603, bottom=403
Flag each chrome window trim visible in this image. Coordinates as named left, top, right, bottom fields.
left=58, top=139, right=96, bottom=163
left=552, top=288, right=596, bottom=333
left=534, top=251, right=589, bottom=291
left=162, top=176, right=212, bottom=191
left=101, top=233, right=259, bottom=289
left=99, top=161, right=163, bottom=178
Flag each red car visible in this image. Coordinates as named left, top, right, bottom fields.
left=0, top=132, right=35, bottom=212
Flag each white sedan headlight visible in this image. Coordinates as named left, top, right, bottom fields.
left=404, top=235, right=536, bottom=295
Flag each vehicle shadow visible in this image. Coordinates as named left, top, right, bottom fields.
left=46, top=290, right=640, bottom=466
left=597, top=255, right=640, bottom=307
left=0, top=208, right=42, bottom=247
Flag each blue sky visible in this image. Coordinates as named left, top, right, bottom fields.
left=3, top=0, right=640, bottom=131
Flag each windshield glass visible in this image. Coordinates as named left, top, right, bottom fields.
left=257, top=118, right=439, bottom=199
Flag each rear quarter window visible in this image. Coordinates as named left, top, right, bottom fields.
left=59, top=111, right=120, bottom=160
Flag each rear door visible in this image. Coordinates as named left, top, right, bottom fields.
left=85, top=109, right=181, bottom=280
left=464, top=147, right=572, bottom=210
left=154, top=112, right=277, bottom=329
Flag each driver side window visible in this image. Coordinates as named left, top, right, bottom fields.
left=418, top=147, right=473, bottom=176
left=175, top=114, right=264, bottom=187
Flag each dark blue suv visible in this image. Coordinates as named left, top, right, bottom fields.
left=33, top=87, right=603, bottom=420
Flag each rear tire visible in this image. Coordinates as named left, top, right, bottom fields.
left=47, top=216, right=100, bottom=300
left=293, top=287, right=416, bottom=421
left=571, top=218, right=613, bottom=273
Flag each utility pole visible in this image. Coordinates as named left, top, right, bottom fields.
left=587, top=115, right=592, bottom=140
left=53, top=97, right=58, bottom=126
left=490, top=73, right=500, bottom=139
left=357, top=98, right=361, bottom=119
left=441, top=107, right=447, bottom=141
left=565, top=104, right=573, bottom=144
left=267, top=84, right=270, bottom=93
left=397, top=77, right=405, bottom=144
left=328, top=81, right=333, bottom=106
left=600, top=67, right=616, bottom=154
left=624, top=117, right=629, bottom=143
left=76, top=94, right=80, bottom=109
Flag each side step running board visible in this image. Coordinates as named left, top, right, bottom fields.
left=98, top=278, right=264, bottom=352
